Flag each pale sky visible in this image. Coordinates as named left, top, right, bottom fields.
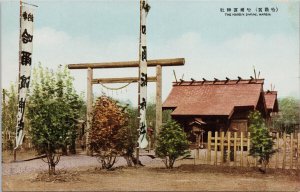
left=1, top=0, right=299, bottom=106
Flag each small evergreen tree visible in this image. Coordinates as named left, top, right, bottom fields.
left=155, top=120, right=190, bottom=169
left=27, top=65, right=83, bottom=175
left=248, top=110, right=275, bottom=173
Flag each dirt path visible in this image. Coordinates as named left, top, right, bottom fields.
left=2, top=152, right=300, bottom=191
left=3, top=165, right=300, bottom=191
left=2, top=154, right=160, bottom=175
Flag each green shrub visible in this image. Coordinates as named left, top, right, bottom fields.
left=155, top=120, right=190, bottom=169
left=28, top=65, right=83, bottom=175
left=248, top=110, right=275, bottom=173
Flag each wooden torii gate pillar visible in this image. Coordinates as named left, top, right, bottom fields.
left=68, top=58, right=185, bottom=155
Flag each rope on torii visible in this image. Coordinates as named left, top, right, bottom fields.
left=99, top=82, right=131, bottom=91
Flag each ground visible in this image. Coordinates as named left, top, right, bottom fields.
left=2, top=150, right=300, bottom=191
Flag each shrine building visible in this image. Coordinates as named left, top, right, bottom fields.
left=162, top=78, right=279, bottom=144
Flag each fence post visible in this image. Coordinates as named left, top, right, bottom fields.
left=240, top=132, right=244, bottom=167
left=234, top=132, right=237, bottom=166
left=247, top=132, right=250, bottom=167
left=290, top=133, right=293, bottom=169
left=297, top=133, right=300, bottom=170
left=275, top=132, right=279, bottom=169
left=227, top=132, right=231, bottom=164
left=221, top=132, right=224, bottom=165
left=207, top=131, right=211, bottom=164
left=283, top=132, right=286, bottom=169
left=214, top=131, right=218, bottom=165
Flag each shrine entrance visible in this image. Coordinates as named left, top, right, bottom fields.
left=67, top=58, right=185, bottom=155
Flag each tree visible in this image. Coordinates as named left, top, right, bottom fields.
left=1, top=84, right=18, bottom=150
left=27, top=64, right=83, bottom=175
left=272, top=97, right=299, bottom=134
left=248, top=110, right=275, bottom=173
left=146, top=102, right=156, bottom=127
left=122, top=105, right=139, bottom=166
left=162, top=109, right=172, bottom=123
left=90, top=96, right=131, bottom=169
left=155, top=120, right=190, bottom=169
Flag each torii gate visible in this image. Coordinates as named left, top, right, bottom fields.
left=68, top=58, right=185, bottom=155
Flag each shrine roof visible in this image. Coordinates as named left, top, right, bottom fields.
left=163, top=78, right=265, bottom=116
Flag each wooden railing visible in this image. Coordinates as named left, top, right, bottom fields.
left=200, top=131, right=300, bottom=169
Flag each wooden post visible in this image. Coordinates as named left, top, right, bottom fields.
left=227, top=132, right=231, bottom=164
left=290, top=133, right=293, bottom=169
left=155, top=65, right=162, bottom=143
left=247, top=132, right=250, bottom=167
left=13, top=0, right=23, bottom=162
left=148, top=137, right=151, bottom=152
left=275, top=132, right=279, bottom=169
left=234, top=132, right=237, bottom=166
left=283, top=132, right=286, bottom=169
left=2, top=89, right=6, bottom=150
left=207, top=131, right=211, bottom=164
left=240, top=132, right=244, bottom=167
left=196, top=133, right=200, bottom=159
left=220, top=132, right=224, bottom=165
left=214, top=131, right=218, bottom=165
left=86, top=67, right=93, bottom=156
left=297, top=133, right=300, bottom=170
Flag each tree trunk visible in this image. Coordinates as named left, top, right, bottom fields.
left=62, top=145, right=68, bottom=156
left=69, top=142, right=76, bottom=154
left=49, top=165, right=56, bottom=175
left=169, top=157, right=175, bottom=169
left=259, top=159, right=267, bottom=174
left=48, top=154, right=56, bottom=175
left=69, top=134, right=77, bottom=154
left=124, top=155, right=133, bottom=167
left=101, top=155, right=116, bottom=169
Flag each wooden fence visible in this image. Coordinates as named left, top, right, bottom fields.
left=194, top=131, right=300, bottom=169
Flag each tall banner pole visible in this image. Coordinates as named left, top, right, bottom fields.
left=138, top=0, right=149, bottom=147
left=137, top=0, right=150, bottom=163
left=14, top=0, right=23, bottom=161
left=14, top=2, right=36, bottom=159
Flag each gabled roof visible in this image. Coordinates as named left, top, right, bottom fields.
left=264, top=91, right=279, bottom=112
left=189, top=117, right=206, bottom=126
left=163, top=79, right=264, bottom=116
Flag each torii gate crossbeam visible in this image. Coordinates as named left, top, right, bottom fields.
left=68, top=58, right=184, bottom=69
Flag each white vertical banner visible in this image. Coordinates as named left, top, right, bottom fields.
left=138, top=0, right=150, bottom=149
left=16, top=5, right=35, bottom=147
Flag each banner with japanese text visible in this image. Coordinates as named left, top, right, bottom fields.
left=16, top=5, right=34, bottom=147
left=138, top=0, right=150, bottom=149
